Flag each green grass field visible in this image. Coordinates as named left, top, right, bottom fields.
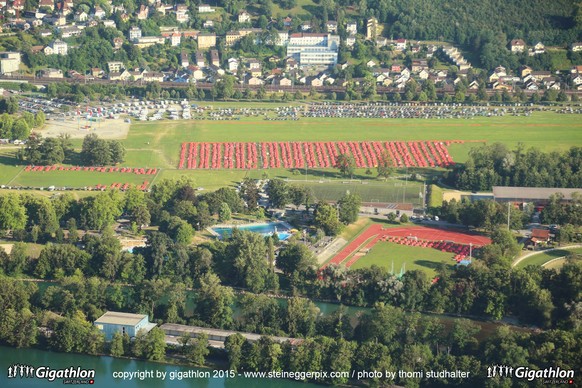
left=349, top=241, right=455, bottom=277
left=515, top=247, right=582, bottom=269
left=1, top=110, right=581, bottom=193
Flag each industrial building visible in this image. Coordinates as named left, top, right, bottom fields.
left=94, top=311, right=157, bottom=340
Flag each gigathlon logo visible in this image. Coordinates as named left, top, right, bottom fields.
left=487, top=365, right=575, bottom=384
left=7, top=364, right=95, bottom=384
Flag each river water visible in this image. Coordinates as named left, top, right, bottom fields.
left=0, top=346, right=318, bottom=387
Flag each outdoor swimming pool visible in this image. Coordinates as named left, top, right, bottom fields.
left=212, top=222, right=292, bottom=240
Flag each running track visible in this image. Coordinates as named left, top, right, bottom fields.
left=322, top=225, right=491, bottom=269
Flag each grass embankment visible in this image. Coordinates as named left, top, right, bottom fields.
left=515, top=247, right=582, bottom=269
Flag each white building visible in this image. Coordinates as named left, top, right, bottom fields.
left=346, top=22, right=357, bottom=35
left=0, top=52, right=21, bottom=74
left=287, top=33, right=340, bottom=67
left=48, top=39, right=68, bottom=55
left=238, top=10, right=250, bottom=23
left=129, top=26, right=142, bottom=41
left=198, top=4, right=215, bottom=13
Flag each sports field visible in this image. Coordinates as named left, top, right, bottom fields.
left=349, top=242, right=455, bottom=277
left=1, top=109, right=580, bottom=195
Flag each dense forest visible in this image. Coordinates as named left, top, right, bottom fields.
left=446, top=144, right=582, bottom=191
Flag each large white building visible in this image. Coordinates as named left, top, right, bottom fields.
left=0, top=52, right=21, bottom=74
left=286, top=33, right=340, bottom=67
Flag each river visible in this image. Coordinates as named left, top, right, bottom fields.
left=0, top=346, right=320, bottom=387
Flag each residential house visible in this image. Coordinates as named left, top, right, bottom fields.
left=532, top=42, right=545, bottom=55
left=38, top=0, right=54, bottom=11
left=346, top=22, right=357, bottom=35
left=375, top=37, right=388, bottom=47
left=411, top=44, right=421, bottom=54
left=570, top=42, right=582, bottom=52
left=170, top=32, right=181, bottom=46
left=203, top=20, right=214, bottom=29
left=308, top=77, right=323, bottom=87
left=300, top=21, right=312, bottom=31
left=247, top=76, right=263, bottom=85
left=93, top=5, right=106, bottom=19
left=59, top=25, right=83, bottom=38
left=91, top=68, right=104, bottom=77
left=570, top=65, right=582, bottom=74
left=195, top=52, right=205, bottom=67
left=395, top=38, right=407, bottom=50
left=181, top=51, right=189, bottom=68
left=519, top=65, right=533, bottom=78
left=530, top=228, right=550, bottom=247
left=411, top=60, right=428, bottom=73
left=102, top=20, right=115, bottom=28
left=276, top=31, right=289, bottom=46
left=285, top=57, right=298, bottom=71
left=326, top=21, right=337, bottom=33
left=418, top=69, right=429, bottom=80
left=108, top=69, right=131, bottom=81
left=468, top=80, right=480, bottom=90
left=134, top=36, right=165, bottom=48
left=345, top=36, right=356, bottom=47
left=142, top=71, right=165, bottom=82
left=283, top=17, right=292, bottom=28
left=129, top=26, right=142, bottom=41
left=227, top=58, right=239, bottom=72
left=247, top=58, right=261, bottom=70
left=273, top=77, right=292, bottom=86
left=38, top=29, right=52, bottom=37
left=176, top=4, right=189, bottom=23
left=197, top=33, right=216, bottom=49
left=531, top=71, right=551, bottom=82
left=391, top=64, right=402, bottom=73
left=210, top=49, right=220, bottom=67
left=107, top=61, right=124, bottom=73
left=225, top=31, right=241, bottom=46
left=155, top=3, right=167, bottom=15
left=136, top=5, right=148, bottom=20
left=198, top=4, right=215, bottom=13
left=238, top=10, right=250, bottom=23
left=40, top=68, right=63, bottom=78
left=112, top=37, right=123, bottom=50
left=191, top=67, right=205, bottom=80
left=366, top=17, right=378, bottom=40
left=0, top=52, right=21, bottom=74
left=45, top=39, right=67, bottom=55
left=572, top=74, right=582, bottom=86
left=510, top=39, right=526, bottom=53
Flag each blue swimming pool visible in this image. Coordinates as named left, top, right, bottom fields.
left=212, top=222, right=292, bottom=240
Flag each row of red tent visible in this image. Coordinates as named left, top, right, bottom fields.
left=382, top=235, right=478, bottom=262
left=24, top=165, right=158, bottom=175
left=93, top=181, right=150, bottom=191
left=178, top=140, right=462, bottom=170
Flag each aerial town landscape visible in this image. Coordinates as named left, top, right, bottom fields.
left=0, top=0, right=581, bottom=387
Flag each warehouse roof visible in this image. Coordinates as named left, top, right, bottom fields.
left=493, top=186, right=581, bottom=201
left=94, top=311, right=148, bottom=326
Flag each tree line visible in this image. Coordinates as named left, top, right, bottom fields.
left=447, top=144, right=582, bottom=191
left=21, top=133, right=125, bottom=166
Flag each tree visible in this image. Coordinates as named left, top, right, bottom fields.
left=80, top=190, right=123, bottom=230
left=227, top=230, right=278, bottom=293
left=195, top=272, right=234, bottom=328
left=276, top=242, right=317, bottom=278
left=337, top=192, right=361, bottom=224
left=314, top=202, right=343, bottom=236
left=225, top=333, right=245, bottom=372
left=266, top=178, right=289, bottom=208
left=81, top=134, right=112, bottom=166
left=286, top=297, right=320, bottom=337
left=188, top=333, right=209, bottom=366
left=110, top=331, right=125, bottom=357
left=377, top=151, right=395, bottom=179
left=133, top=327, right=166, bottom=361
left=218, top=202, right=232, bottom=222
left=240, top=178, right=260, bottom=211
left=335, top=153, right=356, bottom=178
left=0, top=194, right=27, bottom=233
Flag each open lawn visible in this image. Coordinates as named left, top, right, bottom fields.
left=349, top=241, right=455, bottom=277
left=9, top=169, right=157, bottom=189
left=1, top=110, right=581, bottom=192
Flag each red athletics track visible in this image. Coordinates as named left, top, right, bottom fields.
left=322, top=225, right=491, bottom=269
